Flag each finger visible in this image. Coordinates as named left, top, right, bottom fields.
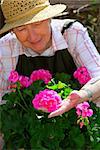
left=48, top=100, right=71, bottom=118
left=48, top=105, right=66, bottom=118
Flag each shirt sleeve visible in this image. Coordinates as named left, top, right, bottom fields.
left=0, top=58, right=8, bottom=103
left=65, top=21, right=100, bottom=78
left=0, top=37, right=10, bottom=103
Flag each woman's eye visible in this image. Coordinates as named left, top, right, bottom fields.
left=16, top=26, right=26, bottom=31
left=18, top=28, right=25, bottom=31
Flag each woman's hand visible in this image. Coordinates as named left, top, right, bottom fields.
left=48, top=91, right=81, bottom=118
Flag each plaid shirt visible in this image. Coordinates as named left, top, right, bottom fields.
left=0, top=19, right=100, bottom=105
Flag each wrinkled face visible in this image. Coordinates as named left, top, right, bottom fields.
left=13, top=19, right=52, bottom=54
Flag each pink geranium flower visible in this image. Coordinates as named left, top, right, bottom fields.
left=73, top=66, right=91, bottom=85
left=30, top=69, right=52, bottom=84
left=19, top=75, right=30, bottom=88
left=8, top=70, right=19, bottom=83
left=76, top=102, right=93, bottom=117
left=82, top=109, right=93, bottom=117
left=76, top=102, right=90, bottom=111
left=76, top=102, right=93, bottom=128
left=32, top=89, right=62, bottom=113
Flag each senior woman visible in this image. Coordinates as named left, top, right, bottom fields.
left=0, top=0, right=100, bottom=117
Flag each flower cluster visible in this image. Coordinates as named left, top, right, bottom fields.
left=73, top=66, right=91, bottom=85
left=30, top=69, right=52, bottom=84
left=8, top=69, right=61, bottom=113
left=76, top=102, right=93, bottom=128
left=1, top=67, right=98, bottom=149
left=32, top=89, right=62, bottom=112
left=8, top=69, right=52, bottom=89
left=8, top=67, right=93, bottom=124
left=8, top=70, right=30, bottom=88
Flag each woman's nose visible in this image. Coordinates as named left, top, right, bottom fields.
left=27, top=25, right=39, bottom=43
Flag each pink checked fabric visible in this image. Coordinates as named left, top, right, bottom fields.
left=0, top=19, right=100, bottom=106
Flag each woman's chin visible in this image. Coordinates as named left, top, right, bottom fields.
left=31, top=46, right=46, bottom=54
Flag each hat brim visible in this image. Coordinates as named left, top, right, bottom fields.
left=0, top=4, right=66, bottom=34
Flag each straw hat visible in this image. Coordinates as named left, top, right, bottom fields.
left=0, top=0, right=66, bottom=34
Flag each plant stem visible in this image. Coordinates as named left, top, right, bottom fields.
left=16, top=102, right=28, bottom=112
left=17, top=88, right=28, bottom=109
